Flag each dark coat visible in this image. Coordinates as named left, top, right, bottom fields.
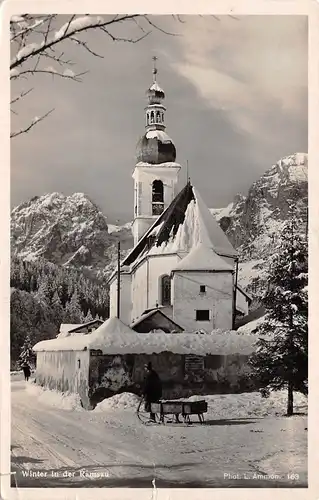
left=22, top=365, right=31, bottom=377
left=143, top=369, right=162, bottom=402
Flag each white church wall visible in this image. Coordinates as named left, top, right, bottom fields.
left=148, top=254, right=180, bottom=307
left=131, top=263, right=148, bottom=322
left=219, top=255, right=235, bottom=268
left=109, top=274, right=132, bottom=325
left=131, top=254, right=180, bottom=322
left=173, top=271, right=234, bottom=331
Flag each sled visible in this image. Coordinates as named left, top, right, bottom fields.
left=137, top=399, right=208, bottom=425
left=152, top=400, right=207, bottom=424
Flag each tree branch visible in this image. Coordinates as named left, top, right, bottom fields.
left=10, top=14, right=185, bottom=139
left=69, top=36, right=104, bottom=58
left=10, top=14, right=146, bottom=70
left=10, top=87, right=33, bottom=105
left=99, top=25, right=149, bottom=44
left=143, top=15, right=181, bottom=36
left=11, top=68, right=88, bottom=82
left=11, top=108, right=55, bottom=139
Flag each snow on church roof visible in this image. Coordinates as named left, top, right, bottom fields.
left=121, top=182, right=237, bottom=268
left=172, top=243, right=234, bottom=272
left=33, top=316, right=265, bottom=355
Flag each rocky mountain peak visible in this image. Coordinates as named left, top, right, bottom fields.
left=211, top=153, right=308, bottom=299
left=11, top=192, right=133, bottom=280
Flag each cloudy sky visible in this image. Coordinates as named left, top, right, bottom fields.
left=11, top=15, right=308, bottom=223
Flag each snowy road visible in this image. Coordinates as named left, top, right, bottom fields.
left=11, top=379, right=308, bottom=488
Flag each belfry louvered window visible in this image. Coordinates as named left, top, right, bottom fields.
left=152, top=180, right=164, bottom=215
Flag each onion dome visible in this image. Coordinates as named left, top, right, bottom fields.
left=136, top=56, right=177, bottom=165
left=136, top=130, right=176, bottom=164
left=147, top=81, right=165, bottom=104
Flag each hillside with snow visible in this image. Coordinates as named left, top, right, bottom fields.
left=11, top=192, right=133, bottom=280
left=210, top=153, right=308, bottom=300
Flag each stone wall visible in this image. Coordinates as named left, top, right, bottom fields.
left=87, top=351, right=255, bottom=408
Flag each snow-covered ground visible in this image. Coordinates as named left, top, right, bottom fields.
left=11, top=378, right=307, bottom=488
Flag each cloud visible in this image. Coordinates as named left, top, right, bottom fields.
left=10, top=15, right=307, bottom=219
left=172, top=15, right=307, bottom=138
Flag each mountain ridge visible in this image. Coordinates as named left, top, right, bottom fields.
left=11, top=152, right=308, bottom=300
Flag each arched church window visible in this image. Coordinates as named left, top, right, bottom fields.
left=150, top=111, right=155, bottom=123
left=156, top=111, right=161, bottom=123
left=152, top=180, right=164, bottom=215
left=161, top=275, right=171, bottom=306
left=161, top=112, right=164, bottom=122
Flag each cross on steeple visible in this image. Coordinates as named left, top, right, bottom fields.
left=152, top=55, right=158, bottom=82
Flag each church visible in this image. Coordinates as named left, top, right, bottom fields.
left=108, top=60, right=250, bottom=333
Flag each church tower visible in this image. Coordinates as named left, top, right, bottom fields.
left=132, top=57, right=181, bottom=245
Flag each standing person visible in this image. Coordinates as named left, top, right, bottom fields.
left=22, top=364, right=31, bottom=382
left=143, top=362, right=162, bottom=422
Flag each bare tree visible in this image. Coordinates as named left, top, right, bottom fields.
left=10, top=14, right=180, bottom=138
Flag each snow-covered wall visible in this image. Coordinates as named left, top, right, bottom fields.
left=173, top=271, right=233, bottom=331
left=87, top=352, right=255, bottom=406
left=109, top=273, right=132, bottom=325
left=35, top=350, right=90, bottom=407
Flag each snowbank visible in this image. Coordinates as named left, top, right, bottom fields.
left=21, top=380, right=307, bottom=418
left=93, top=392, right=141, bottom=412
left=168, top=391, right=308, bottom=419
left=33, top=317, right=266, bottom=355
left=237, top=315, right=266, bottom=334
left=25, top=380, right=84, bottom=411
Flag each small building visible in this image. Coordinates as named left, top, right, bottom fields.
left=58, top=320, right=103, bottom=338
left=130, top=308, right=184, bottom=333
left=234, top=285, right=253, bottom=319
left=33, top=317, right=264, bottom=409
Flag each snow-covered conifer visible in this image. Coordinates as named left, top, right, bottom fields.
left=84, top=309, right=94, bottom=323
left=65, top=290, right=82, bottom=323
left=18, top=335, right=34, bottom=368
left=249, top=211, right=308, bottom=415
